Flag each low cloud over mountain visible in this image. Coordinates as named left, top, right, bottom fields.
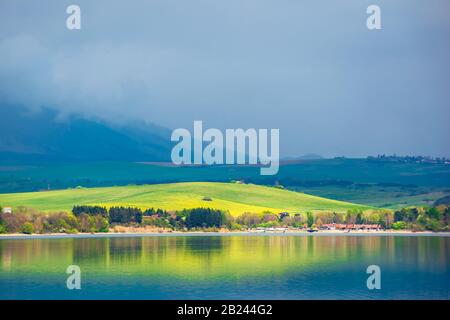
left=0, top=106, right=172, bottom=163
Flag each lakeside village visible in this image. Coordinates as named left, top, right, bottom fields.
left=0, top=202, right=449, bottom=235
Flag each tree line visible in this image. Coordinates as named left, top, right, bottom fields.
left=1, top=204, right=449, bottom=234
left=392, top=206, right=449, bottom=231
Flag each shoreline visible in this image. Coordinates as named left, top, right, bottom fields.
left=1, top=229, right=449, bottom=240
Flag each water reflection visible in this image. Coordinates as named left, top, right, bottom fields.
left=1, top=235, right=448, bottom=278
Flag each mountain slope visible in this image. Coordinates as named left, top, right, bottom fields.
left=0, top=182, right=370, bottom=215
left=0, top=105, right=172, bottom=162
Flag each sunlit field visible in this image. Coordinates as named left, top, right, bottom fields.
left=0, top=182, right=369, bottom=216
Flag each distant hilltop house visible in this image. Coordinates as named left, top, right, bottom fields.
left=2, top=207, right=12, bottom=214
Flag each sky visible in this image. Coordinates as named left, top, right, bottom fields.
left=0, top=0, right=449, bottom=158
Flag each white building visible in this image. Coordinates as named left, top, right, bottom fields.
left=2, top=207, right=12, bottom=214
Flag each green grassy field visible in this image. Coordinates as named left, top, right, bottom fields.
left=0, top=182, right=370, bottom=216
left=291, top=186, right=449, bottom=208
left=1, top=159, right=449, bottom=209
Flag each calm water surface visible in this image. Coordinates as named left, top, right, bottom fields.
left=0, top=235, right=449, bottom=299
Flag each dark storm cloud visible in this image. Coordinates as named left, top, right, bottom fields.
left=0, top=0, right=449, bottom=157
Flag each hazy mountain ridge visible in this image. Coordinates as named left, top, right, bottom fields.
left=0, top=106, right=172, bottom=163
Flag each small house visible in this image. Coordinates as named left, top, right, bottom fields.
left=2, top=207, right=12, bottom=214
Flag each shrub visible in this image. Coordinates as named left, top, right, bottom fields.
left=392, top=221, right=407, bottom=230
left=411, top=223, right=426, bottom=232
left=306, top=212, right=314, bottom=228
left=31, top=214, right=45, bottom=234
left=333, top=212, right=345, bottom=223
left=394, top=209, right=407, bottom=222
left=21, top=222, right=34, bottom=234
left=262, top=212, right=278, bottom=223
left=281, top=214, right=305, bottom=228
left=230, top=222, right=244, bottom=230
left=93, top=216, right=109, bottom=232
left=426, top=219, right=441, bottom=232
left=258, top=221, right=279, bottom=228
left=426, top=207, right=441, bottom=220
left=143, top=216, right=172, bottom=228
left=315, top=211, right=334, bottom=224
left=45, top=212, right=79, bottom=233
left=236, top=212, right=262, bottom=228
left=0, top=212, right=28, bottom=233
left=168, top=215, right=184, bottom=229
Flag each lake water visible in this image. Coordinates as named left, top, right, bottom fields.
left=0, top=234, right=449, bottom=299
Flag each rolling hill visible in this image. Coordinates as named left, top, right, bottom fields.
left=0, top=182, right=369, bottom=216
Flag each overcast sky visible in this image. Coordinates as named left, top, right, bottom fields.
left=0, top=0, right=449, bottom=158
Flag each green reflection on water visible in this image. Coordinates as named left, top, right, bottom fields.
left=1, top=235, right=448, bottom=281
